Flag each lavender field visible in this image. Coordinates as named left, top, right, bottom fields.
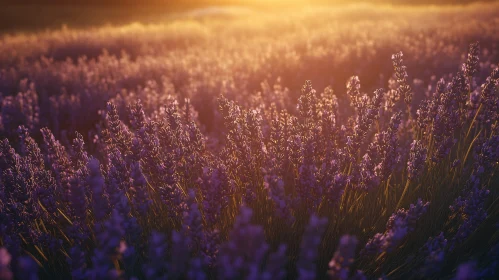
left=1, top=2, right=499, bottom=279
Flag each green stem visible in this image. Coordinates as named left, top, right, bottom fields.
left=396, top=180, right=411, bottom=210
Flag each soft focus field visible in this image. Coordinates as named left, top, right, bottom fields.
left=0, top=2, right=499, bottom=280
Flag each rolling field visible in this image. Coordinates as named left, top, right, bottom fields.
left=1, top=2, right=499, bottom=279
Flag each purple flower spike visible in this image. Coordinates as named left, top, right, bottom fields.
left=0, top=248, right=13, bottom=280
left=297, top=214, right=328, bottom=280
left=87, top=158, right=110, bottom=222
left=464, top=42, right=480, bottom=78
left=454, top=262, right=478, bottom=280
left=420, top=232, right=447, bottom=276
left=362, top=199, right=429, bottom=256
left=407, top=140, right=427, bottom=181
left=328, top=235, right=360, bottom=280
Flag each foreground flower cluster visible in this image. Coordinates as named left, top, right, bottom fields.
left=1, top=4, right=499, bottom=279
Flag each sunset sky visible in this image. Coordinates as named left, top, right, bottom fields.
left=4, top=0, right=495, bottom=6
left=1, top=0, right=495, bottom=32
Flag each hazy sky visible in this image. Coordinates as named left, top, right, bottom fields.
left=4, top=0, right=496, bottom=6
left=1, top=0, right=495, bottom=32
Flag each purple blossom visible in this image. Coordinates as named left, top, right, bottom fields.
left=474, top=135, right=499, bottom=175
left=368, top=112, right=402, bottom=183
left=449, top=185, right=489, bottom=251
left=143, top=231, right=168, bottom=279
left=16, top=256, right=38, bottom=280
left=298, top=80, right=318, bottom=123
left=454, top=262, right=479, bottom=280
left=297, top=214, right=328, bottom=280
left=70, top=132, right=89, bottom=171
left=105, top=102, right=132, bottom=155
left=478, top=68, right=499, bottom=125
left=328, top=235, right=360, bottom=280
left=407, top=140, right=427, bottom=181
left=463, top=42, right=480, bottom=78
left=68, top=246, right=86, bottom=280
left=87, top=209, right=126, bottom=279
left=217, top=206, right=268, bottom=279
left=362, top=199, right=430, bottom=256
left=263, top=169, right=295, bottom=224
left=353, top=153, right=380, bottom=191
left=129, top=161, right=151, bottom=215
left=298, top=136, right=322, bottom=211
left=346, top=76, right=361, bottom=108
left=182, top=190, right=204, bottom=250
left=198, top=164, right=233, bottom=225
left=419, top=232, right=447, bottom=276
left=40, top=127, right=72, bottom=202
left=392, top=52, right=412, bottom=105
left=0, top=248, right=13, bottom=280
left=218, top=206, right=285, bottom=280
left=87, top=158, right=110, bottom=222
left=261, top=244, right=287, bottom=280
left=69, top=171, right=88, bottom=222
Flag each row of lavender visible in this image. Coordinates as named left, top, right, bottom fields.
left=1, top=4, right=499, bottom=143
left=0, top=38, right=498, bottom=279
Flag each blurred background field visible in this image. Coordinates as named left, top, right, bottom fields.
left=1, top=1, right=499, bottom=137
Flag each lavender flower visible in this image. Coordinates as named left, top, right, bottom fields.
left=392, top=52, right=412, bottom=105
left=87, top=158, right=110, bottom=222
left=407, top=140, right=427, bottom=181
left=328, top=235, right=359, bottom=280
left=463, top=42, right=480, bottom=78
left=354, top=153, right=380, bottom=191
left=16, top=256, right=39, bottom=280
left=368, top=112, right=401, bottom=183
left=218, top=206, right=281, bottom=280
left=0, top=248, right=13, bottom=280
left=261, top=244, right=287, bottom=280
left=198, top=165, right=233, bottom=226
left=70, top=132, right=89, bottom=171
left=68, top=246, right=86, bottom=280
left=474, top=135, right=499, bottom=176
left=346, top=76, right=361, bottom=108
left=69, top=171, right=88, bottom=222
left=87, top=209, right=126, bottom=279
left=419, top=232, right=447, bottom=276
left=40, top=127, right=72, bottom=201
left=363, top=199, right=430, bottom=256
left=298, top=80, right=317, bottom=124
left=449, top=185, right=489, bottom=251
left=169, top=230, right=193, bottom=278
left=323, top=172, right=348, bottom=207
left=297, top=214, right=328, bottom=280
left=143, top=231, right=168, bottom=279
left=298, top=136, right=322, bottom=211
left=348, top=88, right=384, bottom=154
left=182, top=189, right=204, bottom=250
left=454, top=262, right=479, bottom=280
left=264, top=170, right=295, bottom=224
left=186, top=257, right=207, bottom=280
left=128, top=100, right=146, bottom=132
left=129, top=161, right=151, bottom=215
left=105, top=102, right=132, bottom=155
